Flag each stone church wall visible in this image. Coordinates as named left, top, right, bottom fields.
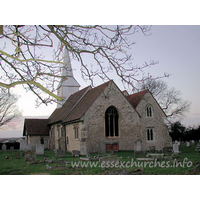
left=136, top=92, right=172, bottom=151
left=82, top=81, right=141, bottom=153
left=65, top=122, right=83, bottom=153
left=27, top=135, right=49, bottom=149
left=49, top=126, right=55, bottom=150
left=49, top=124, right=66, bottom=151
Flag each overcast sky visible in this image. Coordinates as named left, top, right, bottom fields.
left=1, top=25, right=200, bottom=138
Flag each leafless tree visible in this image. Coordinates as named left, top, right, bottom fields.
left=0, top=88, right=21, bottom=127
left=137, top=78, right=191, bottom=121
left=0, top=25, right=167, bottom=105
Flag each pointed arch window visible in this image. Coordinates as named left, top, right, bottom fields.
left=105, top=106, right=119, bottom=137
left=146, top=104, right=153, bottom=117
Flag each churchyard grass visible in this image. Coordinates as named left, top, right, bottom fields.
left=0, top=146, right=199, bottom=175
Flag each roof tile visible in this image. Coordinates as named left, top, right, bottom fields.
left=23, top=119, right=49, bottom=136
left=126, top=90, right=147, bottom=108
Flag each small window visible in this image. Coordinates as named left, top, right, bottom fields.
left=147, top=128, right=154, bottom=141
left=146, top=105, right=153, bottom=117
left=40, top=138, right=44, bottom=144
left=74, top=127, right=79, bottom=139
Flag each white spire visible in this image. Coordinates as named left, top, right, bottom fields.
left=57, top=47, right=80, bottom=108
left=62, top=48, right=73, bottom=77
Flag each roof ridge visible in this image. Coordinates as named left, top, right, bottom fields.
left=126, top=90, right=148, bottom=108
left=62, top=86, right=92, bottom=122
left=62, top=80, right=111, bottom=124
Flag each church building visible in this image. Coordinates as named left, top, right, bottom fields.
left=23, top=48, right=172, bottom=154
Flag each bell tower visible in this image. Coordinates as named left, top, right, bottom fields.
left=57, top=48, right=80, bottom=108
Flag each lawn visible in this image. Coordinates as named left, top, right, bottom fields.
left=0, top=146, right=199, bottom=175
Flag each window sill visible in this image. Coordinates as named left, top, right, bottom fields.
left=105, top=136, right=120, bottom=138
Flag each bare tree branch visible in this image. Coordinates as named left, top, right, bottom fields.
left=0, top=88, right=21, bottom=127
left=0, top=25, right=167, bottom=105
left=137, top=77, right=191, bottom=120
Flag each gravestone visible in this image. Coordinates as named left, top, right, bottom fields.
left=55, top=149, right=65, bottom=158
left=24, top=151, right=36, bottom=162
left=98, top=141, right=106, bottom=154
left=186, top=142, right=190, bottom=147
left=134, top=140, right=142, bottom=151
left=36, top=144, right=44, bottom=155
left=2, top=144, right=7, bottom=152
left=27, top=144, right=35, bottom=151
left=72, top=150, right=80, bottom=157
left=173, top=142, right=179, bottom=154
left=195, top=142, right=200, bottom=153
left=20, top=140, right=27, bottom=151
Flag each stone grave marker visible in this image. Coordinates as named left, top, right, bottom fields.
left=2, top=144, right=7, bottom=152
left=24, top=151, right=36, bottom=162
left=173, top=143, right=179, bottom=154
left=134, top=140, right=142, bottom=152
left=195, top=142, right=200, bottom=153
left=134, top=140, right=145, bottom=158
left=186, top=142, right=190, bottom=147
left=36, top=144, right=44, bottom=155
left=98, top=141, right=106, bottom=154
left=27, top=144, right=35, bottom=151
left=20, top=140, right=27, bottom=151
left=55, top=149, right=66, bottom=158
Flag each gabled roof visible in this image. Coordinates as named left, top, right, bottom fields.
left=23, top=119, right=49, bottom=136
left=126, top=89, right=167, bottom=117
left=48, top=81, right=111, bottom=125
left=126, top=90, right=148, bottom=108
left=48, top=85, right=91, bottom=125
